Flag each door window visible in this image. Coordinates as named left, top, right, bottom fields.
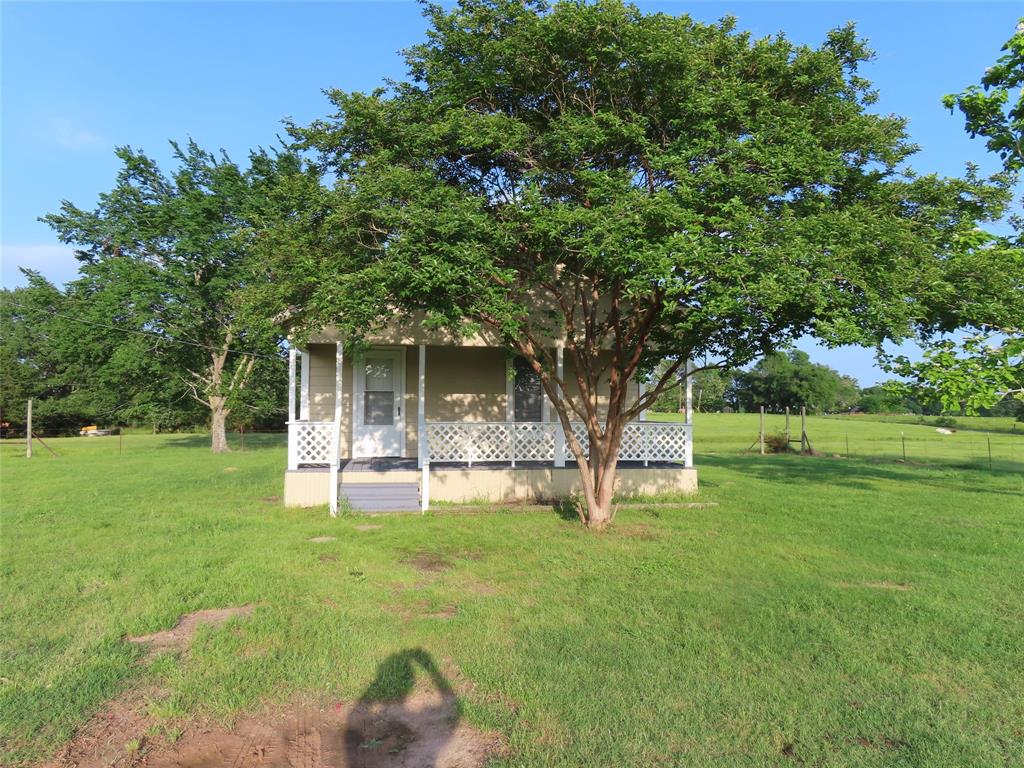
left=363, top=359, right=395, bottom=425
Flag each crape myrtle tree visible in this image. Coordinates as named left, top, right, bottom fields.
left=884, top=19, right=1024, bottom=414
left=262, top=0, right=1007, bottom=527
left=44, top=142, right=293, bottom=452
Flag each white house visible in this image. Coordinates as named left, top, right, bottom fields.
left=284, top=321, right=696, bottom=513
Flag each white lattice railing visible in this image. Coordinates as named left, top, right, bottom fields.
left=287, top=421, right=337, bottom=469
left=425, top=421, right=690, bottom=467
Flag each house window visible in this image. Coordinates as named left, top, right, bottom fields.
left=513, top=356, right=542, bottom=422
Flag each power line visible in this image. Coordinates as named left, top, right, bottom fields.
left=2, top=298, right=282, bottom=361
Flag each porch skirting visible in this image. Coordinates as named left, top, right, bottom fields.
left=283, top=465, right=697, bottom=508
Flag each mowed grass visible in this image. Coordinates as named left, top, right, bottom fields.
left=1, top=418, right=1023, bottom=767
left=652, top=412, right=1023, bottom=472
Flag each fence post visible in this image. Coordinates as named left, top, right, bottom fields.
left=901, top=432, right=907, bottom=462
left=987, top=434, right=992, bottom=471
left=26, top=399, right=32, bottom=459
left=785, top=406, right=790, bottom=444
left=845, top=433, right=850, bottom=460
left=759, top=406, right=765, bottom=455
left=800, top=406, right=809, bottom=454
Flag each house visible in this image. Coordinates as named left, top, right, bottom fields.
left=284, top=321, right=696, bottom=513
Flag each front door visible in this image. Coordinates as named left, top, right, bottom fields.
left=353, top=349, right=405, bottom=458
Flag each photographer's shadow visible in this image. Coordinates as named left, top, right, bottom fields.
left=342, top=648, right=486, bottom=767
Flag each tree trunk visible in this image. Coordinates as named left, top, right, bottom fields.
left=210, top=396, right=230, bottom=453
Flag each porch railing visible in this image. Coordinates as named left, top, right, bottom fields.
left=287, top=420, right=337, bottom=469
left=425, top=420, right=691, bottom=467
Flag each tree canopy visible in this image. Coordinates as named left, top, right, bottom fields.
left=734, top=350, right=859, bottom=414
left=884, top=19, right=1024, bottom=414
left=256, top=0, right=1010, bottom=526
left=40, top=142, right=293, bottom=448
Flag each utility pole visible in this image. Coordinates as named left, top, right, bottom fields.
left=26, top=399, right=32, bottom=459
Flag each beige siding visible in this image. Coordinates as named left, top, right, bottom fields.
left=306, top=343, right=353, bottom=459
left=302, top=343, right=642, bottom=460
left=424, top=346, right=508, bottom=423
left=284, top=466, right=697, bottom=507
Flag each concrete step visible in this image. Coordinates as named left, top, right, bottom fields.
left=340, top=482, right=420, bottom=512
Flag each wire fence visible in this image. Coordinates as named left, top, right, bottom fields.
left=740, top=411, right=1023, bottom=473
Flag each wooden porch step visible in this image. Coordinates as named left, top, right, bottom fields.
left=339, top=482, right=420, bottom=512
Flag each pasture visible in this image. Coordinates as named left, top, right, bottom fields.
left=1, top=414, right=1022, bottom=767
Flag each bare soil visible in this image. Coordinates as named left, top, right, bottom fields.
left=837, top=581, right=913, bottom=592
left=404, top=552, right=452, bottom=574
left=308, top=536, right=337, bottom=543
left=354, top=525, right=383, bottom=531
left=51, top=608, right=503, bottom=768
left=46, top=693, right=504, bottom=768
left=127, top=606, right=255, bottom=657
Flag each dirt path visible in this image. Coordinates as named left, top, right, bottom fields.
left=46, top=607, right=504, bottom=768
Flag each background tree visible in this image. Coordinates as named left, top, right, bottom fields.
left=734, top=350, right=859, bottom=414
left=262, top=0, right=1007, bottom=527
left=43, top=142, right=289, bottom=450
left=649, top=364, right=734, bottom=413
left=885, top=19, right=1024, bottom=413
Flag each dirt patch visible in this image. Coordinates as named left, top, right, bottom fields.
left=853, top=735, right=908, bottom=751
left=404, top=551, right=452, bottom=574
left=616, top=523, right=658, bottom=540
left=127, top=606, right=255, bottom=656
left=355, top=524, right=383, bottom=531
left=47, top=693, right=503, bottom=768
left=837, top=581, right=913, bottom=592
left=262, top=495, right=280, bottom=503
left=463, top=581, right=500, bottom=596
left=44, top=686, right=159, bottom=768
left=392, top=600, right=459, bottom=622
left=309, top=536, right=337, bottom=543
left=222, top=466, right=239, bottom=473
left=319, top=554, right=339, bottom=563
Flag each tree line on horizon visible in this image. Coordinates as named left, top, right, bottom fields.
left=1, top=1, right=1021, bottom=527
left=649, top=350, right=1024, bottom=418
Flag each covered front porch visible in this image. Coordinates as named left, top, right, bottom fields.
left=284, top=342, right=695, bottom=512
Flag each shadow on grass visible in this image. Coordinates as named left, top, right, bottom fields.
left=156, top=433, right=286, bottom=451
left=698, top=453, right=1023, bottom=497
left=552, top=497, right=582, bottom=523
left=345, top=648, right=463, bottom=767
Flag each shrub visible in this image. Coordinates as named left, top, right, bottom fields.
left=764, top=433, right=792, bottom=453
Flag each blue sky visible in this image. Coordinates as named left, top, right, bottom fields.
left=1, top=1, right=1018, bottom=384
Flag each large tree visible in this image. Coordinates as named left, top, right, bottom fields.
left=734, top=350, right=859, bottom=414
left=262, top=0, right=1007, bottom=527
left=884, top=19, right=1024, bottom=414
left=44, top=142, right=290, bottom=451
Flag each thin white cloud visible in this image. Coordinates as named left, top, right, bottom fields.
left=1, top=244, right=80, bottom=288
left=48, top=118, right=105, bottom=150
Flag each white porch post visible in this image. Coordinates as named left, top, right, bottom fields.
left=417, top=345, right=426, bottom=470
left=685, top=359, right=694, bottom=468
left=554, top=343, right=565, bottom=468
left=418, top=344, right=429, bottom=512
left=300, top=350, right=311, bottom=421
left=288, top=347, right=297, bottom=421
left=287, top=347, right=298, bottom=470
left=329, top=343, right=343, bottom=516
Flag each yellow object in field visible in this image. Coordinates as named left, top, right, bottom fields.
left=80, top=425, right=98, bottom=434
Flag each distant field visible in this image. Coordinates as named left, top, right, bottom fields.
left=2, top=424, right=1023, bottom=767
left=824, top=412, right=1022, bottom=435
left=650, top=412, right=1023, bottom=473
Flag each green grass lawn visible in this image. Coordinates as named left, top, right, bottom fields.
left=2, top=418, right=1023, bottom=767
